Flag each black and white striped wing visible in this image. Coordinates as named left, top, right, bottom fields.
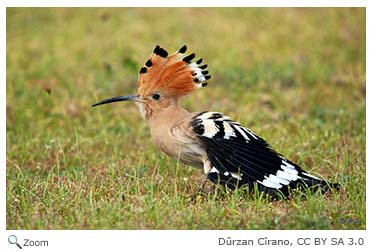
left=191, top=111, right=326, bottom=195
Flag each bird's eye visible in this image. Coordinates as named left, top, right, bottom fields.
left=152, top=93, right=161, bottom=100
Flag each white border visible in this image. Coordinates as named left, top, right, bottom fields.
left=1, top=1, right=369, bottom=252
left=1, top=230, right=370, bottom=251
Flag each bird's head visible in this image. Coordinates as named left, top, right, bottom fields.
left=92, top=45, right=210, bottom=120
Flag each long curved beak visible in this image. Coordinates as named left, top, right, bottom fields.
left=92, top=94, right=142, bottom=107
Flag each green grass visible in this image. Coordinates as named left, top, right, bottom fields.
left=6, top=8, right=365, bottom=229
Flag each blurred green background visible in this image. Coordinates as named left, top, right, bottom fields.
left=7, top=8, right=365, bottom=229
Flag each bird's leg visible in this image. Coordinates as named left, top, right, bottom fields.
left=189, top=160, right=214, bottom=200
left=196, top=174, right=209, bottom=194
left=189, top=174, right=209, bottom=202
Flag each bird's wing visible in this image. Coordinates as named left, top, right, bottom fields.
left=189, top=111, right=324, bottom=194
left=170, top=114, right=200, bottom=145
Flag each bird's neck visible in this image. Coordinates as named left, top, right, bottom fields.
left=146, top=102, right=193, bottom=165
left=148, top=103, right=190, bottom=127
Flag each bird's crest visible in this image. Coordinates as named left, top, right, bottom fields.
left=137, top=45, right=210, bottom=97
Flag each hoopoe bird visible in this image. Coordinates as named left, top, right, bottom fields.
left=93, top=45, right=339, bottom=197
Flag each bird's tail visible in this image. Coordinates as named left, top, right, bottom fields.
left=300, top=172, right=340, bottom=193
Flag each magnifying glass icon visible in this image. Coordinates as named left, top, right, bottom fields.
left=8, top=235, right=22, bottom=249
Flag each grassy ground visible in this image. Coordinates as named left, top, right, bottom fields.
left=6, top=8, right=365, bottom=229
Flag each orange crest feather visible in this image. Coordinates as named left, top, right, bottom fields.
left=137, top=45, right=210, bottom=97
